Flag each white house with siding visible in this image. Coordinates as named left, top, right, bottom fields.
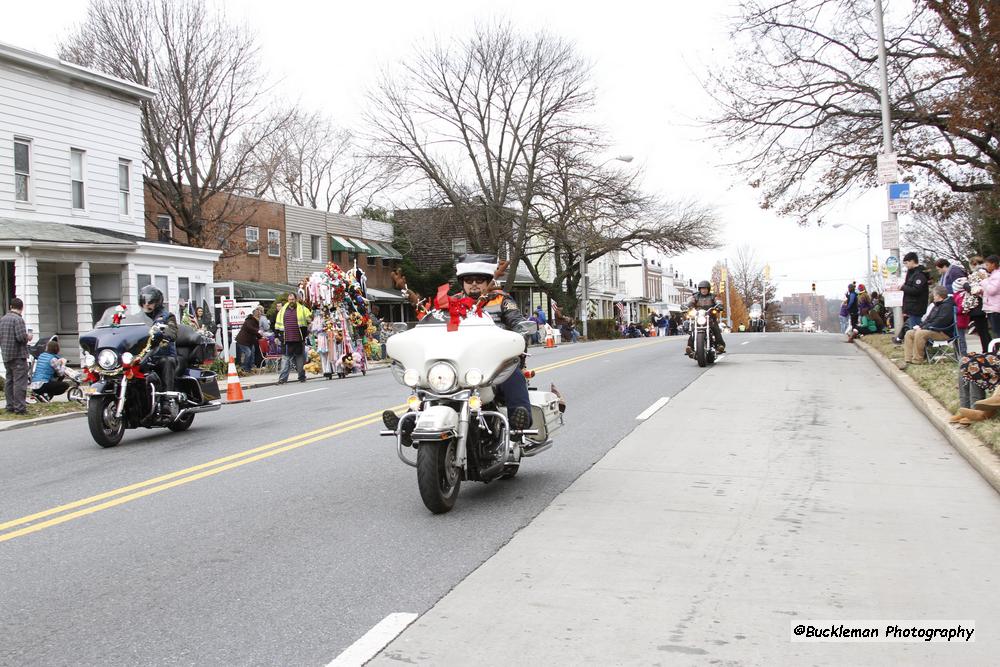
left=0, top=41, right=219, bottom=362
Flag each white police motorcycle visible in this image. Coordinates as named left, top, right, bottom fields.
left=381, top=311, right=563, bottom=514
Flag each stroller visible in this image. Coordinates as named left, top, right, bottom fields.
left=29, top=335, right=86, bottom=404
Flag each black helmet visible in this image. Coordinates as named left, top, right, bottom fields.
left=697, top=280, right=711, bottom=290
left=139, top=284, right=164, bottom=308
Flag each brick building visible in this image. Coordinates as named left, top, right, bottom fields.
left=781, top=293, right=830, bottom=330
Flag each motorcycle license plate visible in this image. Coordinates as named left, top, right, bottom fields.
left=83, top=386, right=98, bottom=396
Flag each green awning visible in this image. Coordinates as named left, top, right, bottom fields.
left=345, top=237, right=372, bottom=253
left=371, top=241, right=402, bottom=259
left=330, top=236, right=352, bottom=252
left=232, top=280, right=299, bottom=301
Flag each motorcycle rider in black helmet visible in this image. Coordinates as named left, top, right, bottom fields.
left=139, top=285, right=179, bottom=399
left=685, top=280, right=726, bottom=356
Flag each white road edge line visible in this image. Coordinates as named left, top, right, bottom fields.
left=741, top=341, right=750, bottom=345
left=328, top=612, right=419, bottom=667
left=636, top=396, right=670, bottom=421
left=253, top=387, right=329, bottom=403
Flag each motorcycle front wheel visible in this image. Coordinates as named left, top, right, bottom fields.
left=88, top=395, right=125, bottom=448
left=417, top=438, right=461, bottom=514
left=695, top=331, right=708, bottom=368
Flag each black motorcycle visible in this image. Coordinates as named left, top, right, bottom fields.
left=79, top=306, right=221, bottom=448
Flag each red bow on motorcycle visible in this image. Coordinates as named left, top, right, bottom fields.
left=434, top=285, right=481, bottom=332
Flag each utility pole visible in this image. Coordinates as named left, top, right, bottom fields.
left=875, top=0, right=902, bottom=334
left=580, top=252, right=588, bottom=339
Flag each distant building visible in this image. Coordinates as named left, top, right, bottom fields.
left=781, top=293, right=829, bottom=330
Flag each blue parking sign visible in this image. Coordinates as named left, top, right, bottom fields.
left=888, top=182, right=911, bottom=213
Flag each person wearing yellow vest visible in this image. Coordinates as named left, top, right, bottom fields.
left=455, top=253, right=532, bottom=430
left=275, top=293, right=312, bottom=384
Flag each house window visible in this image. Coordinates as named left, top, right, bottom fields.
left=118, top=159, right=131, bottom=215
left=452, top=239, right=467, bottom=256
left=310, top=235, right=321, bottom=261
left=179, top=277, right=190, bottom=302
left=137, top=274, right=152, bottom=293
left=91, top=273, right=122, bottom=324
left=156, top=214, right=172, bottom=243
left=267, top=229, right=280, bottom=257
left=70, top=149, right=85, bottom=209
left=366, top=254, right=377, bottom=267
left=291, top=232, right=302, bottom=260
left=14, top=138, right=31, bottom=203
left=57, top=274, right=77, bottom=332
left=246, top=226, right=259, bottom=255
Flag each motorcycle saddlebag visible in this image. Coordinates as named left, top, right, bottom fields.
left=185, top=368, right=221, bottom=402
left=526, top=390, right=562, bottom=445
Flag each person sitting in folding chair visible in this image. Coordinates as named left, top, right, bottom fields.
left=899, top=285, right=955, bottom=367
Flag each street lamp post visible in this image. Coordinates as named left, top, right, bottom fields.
left=579, top=155, right=634, bottom=339
left=832, top=222, right=872, bottom=286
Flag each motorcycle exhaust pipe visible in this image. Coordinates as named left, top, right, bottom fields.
left=521, top=440, right=552, bottom=457
left=176, top=401, right=222, bottom=419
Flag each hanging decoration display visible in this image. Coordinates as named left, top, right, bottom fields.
left=301, top=262, right=372, bottom=379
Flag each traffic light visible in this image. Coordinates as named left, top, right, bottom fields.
left=872, top=257, right=879, bottom=272
left=763, top=264, right=771, bottom=281
left=811, top=282, right=816, bottom=292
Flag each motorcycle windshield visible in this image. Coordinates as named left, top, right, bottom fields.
left=386, top=313, right=525, bottom=388
left=95, top=305, right=150, bottom=327
left=80, top=306, right=152, bottom=356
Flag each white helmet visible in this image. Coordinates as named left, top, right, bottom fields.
left=455, top=253, right=498, bottom=280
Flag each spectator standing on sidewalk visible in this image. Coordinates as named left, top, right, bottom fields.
left=901, top=252, right=930, bottom=329
left=0, top=297, right=33, bottom=415
left=846, top=283, right=859, bottom=331
left=979, top=254, right=1000, bottom=344
left=899, top=286, right=954, bottom=367
left=275, top=293, right=311, bottom=384
left=952, top=277, right=973, bottom=355
left=857, top=283, right=872, bottom=319
left=935, top=258, right=967, bottom=294
left=235, top=307, right=263, bottom=373
left=966, top=255, right=991, bottom=349
left=838, top=297, right=850, bottom=335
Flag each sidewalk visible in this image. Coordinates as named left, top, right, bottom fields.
left=371, top=339, right=1000, bottom=665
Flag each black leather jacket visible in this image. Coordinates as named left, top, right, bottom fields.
left=688, top=293, right=720, bottom=311
left=146, top=306, right=178, bottom=358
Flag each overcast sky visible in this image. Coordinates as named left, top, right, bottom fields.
left=1, top=0, right=898, bottom=300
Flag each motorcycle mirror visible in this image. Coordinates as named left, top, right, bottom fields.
left=515, top=321, right=538, bottom=335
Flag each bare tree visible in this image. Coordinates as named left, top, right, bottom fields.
left=706, top=0, right=1000, bottom=222
left=254, top=109, right=395, bottom=214
left=367, top=22, right=597, bottom=291
left=60, top=0, right=287, bottom=252
left=728, top=245, right=778, bottom=326
left=521, top=144, right=717, bottom=313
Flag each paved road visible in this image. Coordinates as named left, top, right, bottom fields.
left=1, top=335, right=704, bottom=666
left=375, top=333, right=1000, bottom=665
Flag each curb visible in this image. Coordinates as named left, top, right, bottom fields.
left=855, top=339, right=1000, bottom=496
left=241, top=362, right=393, bottom=391
left=0, top=410, right=85, bottom=432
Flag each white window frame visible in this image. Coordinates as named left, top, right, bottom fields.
left=267, top=229, right=281, bottom=257
left=156, top=214, right=172, bottom=243
left=118, top=159, right=131, bottom=215
left=245, top=226, right=260, bottom=255
left=310, top=235, right=321, bottom=262
left=452, top=238, right=468, bottom=256
left=70, top=149, right=86, bottom=210
left=291, top=232, right=302, bottom=260
left=14, top=138, right=31, bottom=204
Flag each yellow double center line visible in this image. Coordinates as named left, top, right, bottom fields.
left=0, top=338, right=666, bottom=543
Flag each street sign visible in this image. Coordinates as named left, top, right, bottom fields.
left=877, top=152, right=899, bottom=184
left=885, top=255, right=900, bottom=275
left=221, top=299, right=236, bottom=309
left=881, top=219, right=900, bottom=249
left=884, top=276, right=904, bottom=307
left=888, top=182, right=912, bottom=213
left=226, top=301, right=260, bottom=330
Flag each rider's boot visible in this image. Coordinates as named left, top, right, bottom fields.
left=509, top=406, right=531, bottom=431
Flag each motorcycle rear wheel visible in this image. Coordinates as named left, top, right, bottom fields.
left=695, top=332, right=708, bottom=368
left=167, top=413, right=195, bottom=432
left=88, top=395, right=125, bottom=448
left=417, top=439, right=461, bottom=514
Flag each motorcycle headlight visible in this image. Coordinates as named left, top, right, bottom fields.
left=97, top=349, right=119, bottom=370
left=464, top=368, right=484, bottom=387
left=696, top=313, right=707, bottom=325
left=403, top=368, right=421, bottom=388
left=121, top=352, right=135, bottom=366
left=82, top=352, right=96, bottom=368
left=427, top=362, right=457, bottom=393
left=688, top=309, right=696, bottom=318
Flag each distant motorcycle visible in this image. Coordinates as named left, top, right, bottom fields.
left=687, top=306, right=722, bottom=368
left=381, top=309, right=563, bottom=514
left=79, top=306, right=222, bottom=448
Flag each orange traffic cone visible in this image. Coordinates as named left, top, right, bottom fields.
left=226, top=356, right=249, bottom=404
left=545, top=335, right=555, bottom=348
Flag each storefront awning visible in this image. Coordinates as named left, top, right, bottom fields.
left=347, top=238, right=373, bottom=253
left=231, top=280, right=299, bottom=302
left=329, top=236, right=353, bottom=252
left=364, top=240, right=403, bottom=259
left=366, top=287, right=406, bottom=302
